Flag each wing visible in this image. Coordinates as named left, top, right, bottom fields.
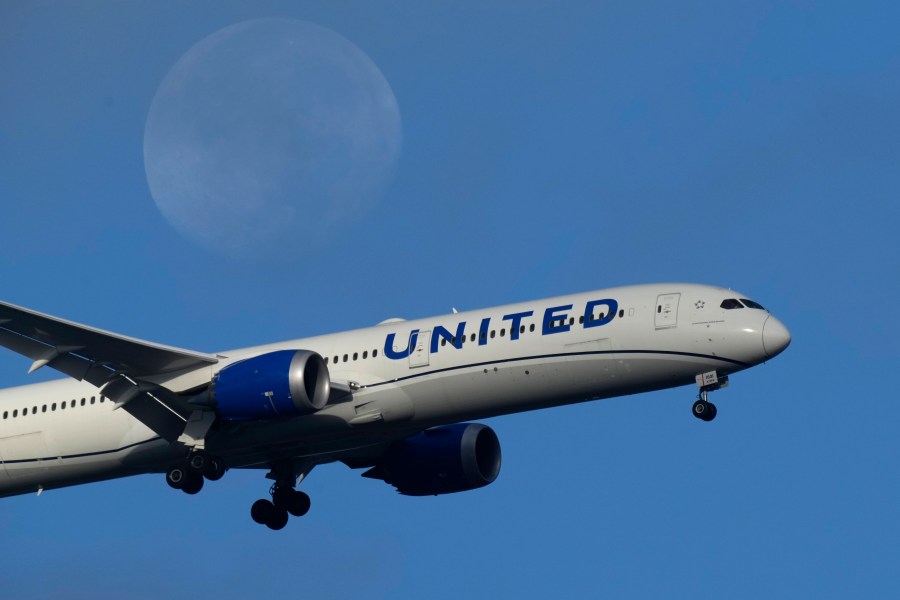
left=0, top=300, right=219, bottom=441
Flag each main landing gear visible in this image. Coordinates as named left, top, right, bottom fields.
left=251, top=485, right=311, bottom=531
left=165, top=451, right=226, bottom=495
left=692, top=371, right=729, bottom=422
left=250, top=460, right=314, bottom=530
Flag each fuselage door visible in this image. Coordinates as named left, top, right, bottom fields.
left=655, top=293, right=680, bottom=329
left=409, top=330, right=430, bottom=368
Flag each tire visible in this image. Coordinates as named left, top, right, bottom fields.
left=287, top=490, right=311, bottom=517
left=704, top=402, right=718, bottom=422
left=251, top=499, right=274, bottom=525
left=204, top=456, right=226, bottom=481
left=181, top=473, right=204, bottom=495
left=692, top=400, right=708, bottom=420
left=188, top=452, right=208, bottom=473
left=266, top=507, right=289, bottom=531
left=166, top=465, right=186, bottom=490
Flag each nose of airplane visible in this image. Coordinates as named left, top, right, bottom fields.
left=762, top=315, right=791, bottom=359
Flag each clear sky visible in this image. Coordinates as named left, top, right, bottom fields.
left=1, top=2, right=899, bottom=598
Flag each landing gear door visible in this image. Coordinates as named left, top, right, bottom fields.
left=409, top=330, right=430, bottom=368
left=655, top=293, right=680, bottom=329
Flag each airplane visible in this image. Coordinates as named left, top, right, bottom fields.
left=0, top=283, right=790, bottom=530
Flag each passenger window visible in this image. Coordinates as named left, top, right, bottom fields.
left=61, top=402, right=66, bottom=410
left=324, top=357, right=329, bottom=365
left=353, top=352, right=358, bottom=361
left=52, top=403, right=57, bottom=411
left=343, top=354, right=348, bottom=363
left=90, top=397, right=95, bottom=405
left=720, top=299, right=743, bottom=309
left=490, top=330, right=496, bottom=339
left=520, top=325, right=525, bottom=334
left=470, top=333, right=476, bottom=342
left=41, top=405, right=46, bottom=413
left=13, top=409, right=18, bottom=417
left=619, top=309, right=624, bottom=318
left=363, top=351, right=368, bottom=359
left=373, top=349, right=378, bottom=358
left=81, top=398, right=86, bottom=406
left=71, top=399, right=76, bottom=408
left=441, top=338, right=447, bottom=346
left=529, top=324, right=535, bottom=332
left=500, top=329, right=505, bottom=337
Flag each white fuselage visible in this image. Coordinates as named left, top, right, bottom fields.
left=0, top=283, right=786, bottom=497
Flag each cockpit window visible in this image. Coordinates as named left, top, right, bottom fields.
left=720, top=299, right=744, bottom=309
left=740, top=298, right=766, bottom=310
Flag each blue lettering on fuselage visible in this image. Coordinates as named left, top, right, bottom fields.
left=383, top=298, right=619, bottom=360
left=542, top=304, right=572, bottom=335
left=584, top=299, right=617, bottom=328
left=503, top=311, right=533, bottom=340
left=431, top=322, right=466, bottom=352
left=384, top=329, right=419, bottom=360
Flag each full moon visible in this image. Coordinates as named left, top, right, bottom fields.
left=143, top=19, right=402, bottom=259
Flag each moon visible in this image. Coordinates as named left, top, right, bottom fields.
left=143, top=19, right=402, bottom=259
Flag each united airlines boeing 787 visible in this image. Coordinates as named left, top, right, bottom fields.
left=0, top=283, right=789, bottom=529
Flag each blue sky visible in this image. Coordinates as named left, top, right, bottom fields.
left=2, top=2, right=899, bottom=598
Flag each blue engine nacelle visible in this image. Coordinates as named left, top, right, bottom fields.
left=212, top=350, right=330, bottom=420
left=371, top=423, right=502, bottom=496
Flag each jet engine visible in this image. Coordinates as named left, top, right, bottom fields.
left=212, top=349, right=330, bottom=420
left=367, top=423, right=502, bottom=496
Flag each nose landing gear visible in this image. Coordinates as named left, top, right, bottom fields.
left=692, top=394, right=717, bottom=422
left=692, top=371, right=728, bottom=422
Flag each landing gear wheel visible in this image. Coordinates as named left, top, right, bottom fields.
left=204, top=456, right=226, bottom=481
left=692, top=399, right=717, bottom=422
left=251, top=499, right=275, bottom=525
left=166, top=465, right=187, bottom=490
left=287, top=490, right=311, bottom=517
left=188, top=452, right=208, bottom=474
left=274, top=488, right=311, bottom=517
left=181, top=473, right=204, bottom=495
left=266, top=507, right=289, bottom=531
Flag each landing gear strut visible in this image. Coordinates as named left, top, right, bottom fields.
left=692, top=371, right=728, bottom=422
left=250, top=460, right=314, bottom=530
left=165, top=450, right=226, bottom=495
